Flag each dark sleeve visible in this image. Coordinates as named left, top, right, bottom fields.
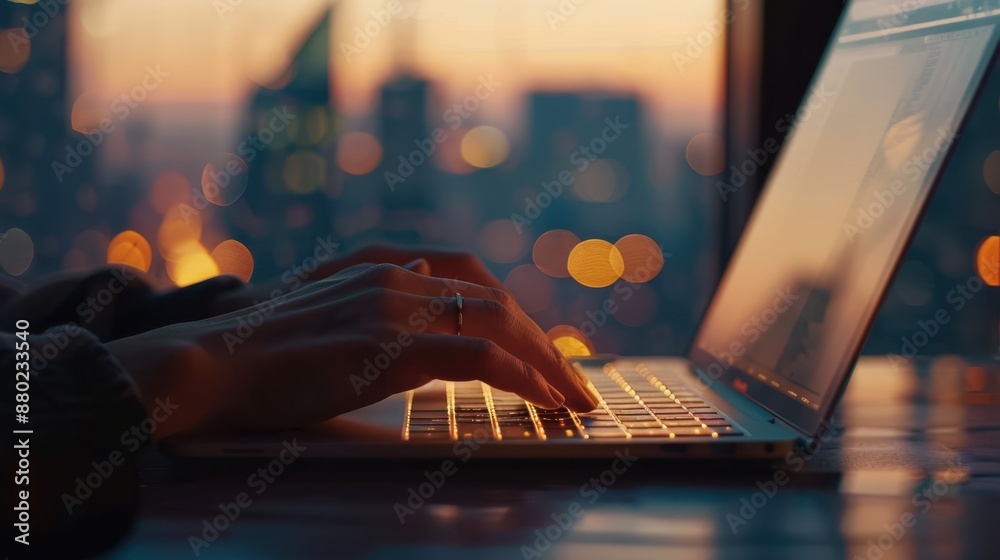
left=3, top=326, right=146, bottom=557
left=0, top=267, right=246, bottom=342
left=0, top=269, right=245, bottom=556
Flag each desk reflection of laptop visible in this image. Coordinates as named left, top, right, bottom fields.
left=166, top=0, right=1000, bottom=461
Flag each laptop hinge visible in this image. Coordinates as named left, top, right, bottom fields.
left=692, top=368, right=805, bottom=437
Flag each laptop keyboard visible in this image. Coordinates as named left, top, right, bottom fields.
left=404, top=362, right=744, bottom=441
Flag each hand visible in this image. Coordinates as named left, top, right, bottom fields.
left=108, top=262, right=600, bottom=437
left=212, top=243, right=505, bottom=317
left=303, top=243, right=506, bottom=289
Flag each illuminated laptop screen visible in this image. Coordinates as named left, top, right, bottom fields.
left=692, top=0, right=999, bottom=433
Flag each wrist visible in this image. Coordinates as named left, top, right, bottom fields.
left=108, top=329, right=230, bottom=439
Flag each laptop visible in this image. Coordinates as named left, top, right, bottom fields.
left=167, top=0, right=1000, bottom=460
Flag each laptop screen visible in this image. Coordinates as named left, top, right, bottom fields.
left=690, top=0, right=1000, bottom=436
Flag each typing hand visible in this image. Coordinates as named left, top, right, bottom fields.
left=109, top=260, right=599, bottom=437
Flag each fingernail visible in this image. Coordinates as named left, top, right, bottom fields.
left=547, top=386, right=566, bottom=407
left=570, top=365, right=602, bottom=405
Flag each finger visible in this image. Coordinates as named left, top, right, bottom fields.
left=402, top=294, right=598, bottom=411
left=315, top=244, right=504, bottom=288
left=355, top=267, right=598, bottom=407
left=315, top=265, right=597, bottom=409
left=362, top=264, right=546, bottom=337
left=401, top=334, right=565, bottom=409
left=402, top=258, right=431, bottom=275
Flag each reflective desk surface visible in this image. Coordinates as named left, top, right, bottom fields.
left=106, top=356, right=1000, bottom=560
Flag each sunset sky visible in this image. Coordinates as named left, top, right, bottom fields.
left=67, top=0, right=724, bottom=139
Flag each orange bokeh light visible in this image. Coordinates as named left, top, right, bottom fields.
left=976, top=235, right=999, bottom=287
left=685, top=132, right=725, bottom=176
left=211, top=239, right=254, bottom=283
left=106, top=230, right=152, bottom=272
left=533, top=229, right=580, bottom=278
left=567, top=239, right=624, bottom=288
left=0, top=28, right=30, bottom=74
left=157, top=206, right=203, bottom=262
left=546, top=325, right=596, bottom=358
left=460, top=125, right=510, bottom=169
left=614, top=234, right=664, bottom=283
left=166, top=249, right=219, bottom=287
left=336, top=131, right=383, bottom=175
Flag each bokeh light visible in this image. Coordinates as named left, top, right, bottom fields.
left=881, top=114, right=924, bottom=170
left=460, top=125, right=510, bottom=169
left=0, top=228, right=34, bottom=276
left=573, top=159, right=628, bottom=202
left=0, top=28, right=30, bottom=74
left=983, top=151, right=1000, bottom=195
left=150, top=171, right=193, bottom=215
left=70, top=93, right=109, bottom=134
left=306, top=108, right=328, bottom=144
left=533, top=229, right=580, bottom=278
left=77, top=0, right=123, bottom=38
left=503, top=264, right=553, bottom=313
left=106, top=230, right=152, bottom=272
left=546, top=325, right=596, bottom=358
left=685, top=132, right=725, bottom=176
left=567, top=239, right=624, bottom=288
left=336, top=131, right=383, bottom=175
left=283, top=150, right=326, bottom=193
left=211, top=240, right=254, bottom=283
left=157, top=206, right=203, bottom=262
left=166, top=249, right=219, bottom=287
left=478, top=219, right=527, bottom=264
left=614, top=234, right=664, bottom=283
left=202, top=154, right=249, bottom=206
left=976, top=235, right=999, bottom=287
